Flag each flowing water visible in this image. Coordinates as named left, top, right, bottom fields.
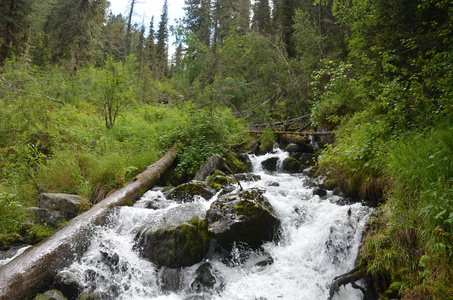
left=65, top=149, right=372, bottom=300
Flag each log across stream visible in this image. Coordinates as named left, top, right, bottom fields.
left=0, top=146, right=177, bottom=300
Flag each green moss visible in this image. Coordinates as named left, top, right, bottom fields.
left=183, top=217, right=211, bottom=258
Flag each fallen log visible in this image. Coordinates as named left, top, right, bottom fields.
left=250, top=114, right=311, bottom=128
left=328, top=267, right=375, bottom=300
left=248, top=130, right=333, bottom=136
left=0, top=145, right=177, bottom=300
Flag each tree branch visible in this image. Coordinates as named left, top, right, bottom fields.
left=0, top=76, right=65, bottom=105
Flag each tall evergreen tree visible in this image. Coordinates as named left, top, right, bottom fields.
left=124, top=0, right=136, bottom=61
left=47, top=0, right=108, bottom=73
left=212, top=0, right=251, bottom=51
left=102, top=13, right=127, bottom=61
left=252, top=0, right=271, bottom=34
left=184, top=0, right=212, bottom=46
left=272, top=0, right=300, bottom=57
left=0, top=0, right=34, bottom=65
left=156, top=0, right=169, bottom=79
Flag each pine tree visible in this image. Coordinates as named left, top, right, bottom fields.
left=156, top=0, right=169, bottom=79
left=0, top=0, right=34, bottom=65
left=184, top=0, right=212, bottom=46
left=47, top=0, right=108, bottom=73
left=252, top=0, right=271, bottom=34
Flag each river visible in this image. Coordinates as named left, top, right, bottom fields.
left=64, top=148, right=371, bottom=299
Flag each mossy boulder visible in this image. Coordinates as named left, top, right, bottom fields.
left=34, top=290, right=67, bottom=300
left=281, top=157, right=303, bottom=173
left=135, top=217, right=211, bottom=268
left=206, top=189, right=281, bottom=249
left=194, top=154, right=225, bottom=181
left=53, top=269, right=85, bottom=300
left=167, top=181, right=216, bottom=202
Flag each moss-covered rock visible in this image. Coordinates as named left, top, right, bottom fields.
left=167, top=181, right=216, bottom=202
left=261, top=156, right=279, bottom=172
left=206, top=189, right=281, bottom=249
left=281, top=157, right=303, bottom=173
left=34, top=290, right=67, bottom=300
left=135, top=217, right=211, bottom=268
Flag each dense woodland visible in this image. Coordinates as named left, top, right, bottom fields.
left=1, top=0, right=452, bottom=298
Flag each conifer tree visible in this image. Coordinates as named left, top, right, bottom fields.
left=252, top=0, right=271, bottom=34
left=47, top=0, right=108, bottom=73
left=156, top=0, right=169, bottom=79
left=184, top=0, right=212, bottom=46
left=0, top=0, right=34, bottom=65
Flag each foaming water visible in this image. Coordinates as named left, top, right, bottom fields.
left=65, top=149, right=371, bottom=300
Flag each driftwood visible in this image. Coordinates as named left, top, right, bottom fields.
left=249, top=130, right=333, bottom=137
left=250, top=115, right=311, bottom=128
left=328, top=267, right=373, bottom=300
left=0, top=75, right=65, bottom=105
left=0, top=146, right=177, bottom=300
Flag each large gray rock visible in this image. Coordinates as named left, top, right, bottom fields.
left=167, top=181, right=216, bottom=202
left=53, top=269, right=84, bottom=300
left=285, top=142, right=314, bottom=154
left=206, top=189, right=281, bottom=249
left=135, top=217, right=211, bottom=268
left=195, top=154, right=225, bottom=181
left=261, top=157, right=279, bottom=172
left=38, top=193, right=83, bottom=219
left=26, top=207, right=66, bottom=228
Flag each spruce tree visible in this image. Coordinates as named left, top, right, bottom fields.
left=252, top=0, right=271, bottom=34
left=156, top=0, right=169, bottom=79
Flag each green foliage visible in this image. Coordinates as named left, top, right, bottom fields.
left=0, top=192, right=27, bottom=246
left=161, top=103, right=245, bottom=176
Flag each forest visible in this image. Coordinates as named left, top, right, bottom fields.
left=0, top=0, right=452, bottom=299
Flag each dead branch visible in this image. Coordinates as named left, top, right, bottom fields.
left=251, top=114, right=311, bottom=128
left=0, top=75, right=65, bottom=105
left=248, top=130, right=333, bottom=136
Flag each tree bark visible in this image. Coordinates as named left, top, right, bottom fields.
left=0, top=145, right=177, bottom=300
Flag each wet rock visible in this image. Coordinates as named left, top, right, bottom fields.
left=78, top=292, right=109, bottom=300
left=136, top=217, right=211, bottom=268
left=206, top=189, right=281, bottom=249
left=233, top=173, right=261, bottom=182
left=167, top=181, right=216, bottom=202
left=281, top=157, right=303, bottom=173
left=53, top=269, right=84, bottom=300
left=302, top=167, right=317, bottom=178
left=159, top=267, right=182, bottom=293
left=26, top=207, right=66, bottom=228
left=298, top=153, right=316, bottom=167
left=265, top=181, right=280, bottom=187
left=313, top=187, right=328, bottom=198
left=261, top=157, right=279, bottom=172
left=285, top=142, right=314, bottom=154
left=34, top=289, right=67, bottom=300
left=190, top=263, right=216, bottom=293
left=195, top=154, right=225, bottom=181
left=38, top=193, right=83, bottom=219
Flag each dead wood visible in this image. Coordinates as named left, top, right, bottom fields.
left=0, top=146, right=177, bottom=300
left=328, top=267, right=374, bottom=300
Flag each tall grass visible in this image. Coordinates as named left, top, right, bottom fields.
left=361, top=123, right=453, bottom=299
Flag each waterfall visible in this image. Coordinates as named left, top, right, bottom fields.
left=64, top=149, right=371, bottom=300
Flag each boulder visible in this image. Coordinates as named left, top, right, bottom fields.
left=206, top=189, right=281, bottom=249
left=34, top=290, right=67, bottom=300
left=190, top=263, right=216, bottom=293
left=26, top=207, right=66, bottom=228
left=135, top=217, right=211, bottom=268
left=53, top=269, right=85, bottom=300
left=38, top=193, right=83, bottom=219
left=281, top=157, right=303, bottom=173
left=261, top=157, right=279, bottom=172
left=167, top=181, right=216, bottom=202
left=313, top=187, right=328, bottom=198
left=298, top=153, right=316, bottom=167
left=195, top=154, right=224, bottom=181
left=285, top=142, right=314, bottom=154
left=233, top=173, right=261, bottom=182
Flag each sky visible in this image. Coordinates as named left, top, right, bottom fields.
left=108, top=0, right=186, bottom=54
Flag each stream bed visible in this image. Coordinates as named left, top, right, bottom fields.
left=62, top=149, right=372, bottom=300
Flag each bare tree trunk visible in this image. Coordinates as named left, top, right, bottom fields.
left=0, top=146, right=177, bottom=300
